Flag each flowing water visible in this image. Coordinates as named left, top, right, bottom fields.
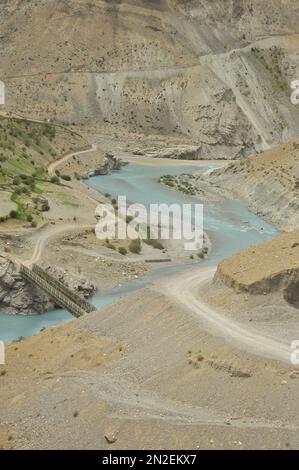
left=0, top=162, right=279, bottom=342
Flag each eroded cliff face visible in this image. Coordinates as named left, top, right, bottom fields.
left=1, top=0, right=299, bottom=159
left=213, top=230, right=299, bottom=298
left=0, top=255, right=52, bottom=315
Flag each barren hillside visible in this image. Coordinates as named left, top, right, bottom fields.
left=1, top=285, right=299, bottom=450
left=164, top=141, right=299, bottom=230
left=1, top=0, right=299, bottom=158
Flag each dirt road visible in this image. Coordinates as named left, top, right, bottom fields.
left=158, top=266, right=292, bottom=364
left=47, top=144, right=97, bottom=176
left=12, top=223, right=94, bottom=267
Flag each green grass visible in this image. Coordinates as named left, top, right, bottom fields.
left=0, top=116, right=89, bottom=225
left=10, top=191, right=32, bottom=221
left=0, top=117, right=60, bottom=223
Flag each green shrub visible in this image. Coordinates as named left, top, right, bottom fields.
left=126, top=215, right=134, bottom=224
left=13, top=176, right=21, bottom=185
left=106, top=242, right=116, bottom=250
left=9, top=210, right=18, bottom=219
left=144, top=238, right=164, bottom=250
left=118, top=246, right=127, bottom=256
left=152, top=240, right=164, bottom=250
left=50, top=175, right=60, bottom=184
left=61, top=174, right=71, bottom=181
left=129, top=238, right=141, bottom=254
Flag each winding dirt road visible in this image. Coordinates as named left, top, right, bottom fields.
left=10, top=143, right=98, bottom=267
left=10, top=223, right=94, bottom=268
left=158, top=266, right=291, bottom=364
left=47, top=143, right=97, bottom=176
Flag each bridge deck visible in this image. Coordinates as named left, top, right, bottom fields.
left=20, top=265, right=96, bottom=318
left=32, top=264, right=95, bottom=313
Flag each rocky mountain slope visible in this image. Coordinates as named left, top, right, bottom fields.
left=1, top=0, right=299, bottom=159
left=163, top=141, right=299, bottom=230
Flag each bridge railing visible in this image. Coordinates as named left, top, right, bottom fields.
left=20, top=265, right=87, bottom=318
left=32, top=264, right=95, bottom=313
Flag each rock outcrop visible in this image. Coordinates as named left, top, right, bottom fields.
left=214, top=231, right=299, bottom=298
left=88, top=153, right=127, bottom=177
left=133, top=145, right=202, bottom=160
left=44, top=265, right=96, bottom=300
left=0, top=254, right=51, bottom=315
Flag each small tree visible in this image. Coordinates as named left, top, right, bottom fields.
left=129, top=238, right=141, bottom=254
left=10, top=210, right=18, bottom=219
left=61, top=174, right=71, bottom=181
left=50, top=175, right=60, bottom=184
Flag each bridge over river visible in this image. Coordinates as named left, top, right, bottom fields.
left=20, top=264, right=96, bottom=318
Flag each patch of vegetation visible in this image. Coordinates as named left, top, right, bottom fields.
left=250, top=46, right=289, bottom=96
left=159, top=174, right=176, bottom=187
left=50, top=175, right=60, bottom=184
left=129, top=238, right=142, bottom=254
left=126, top=215, right=134, bottom=224
left=0, top=116, right=85, bottom=225
left=197, top=246, right=208, bottom=259
left=118, top=246, right=128, bottom=255
left=144, top=238, right=164, bottom=250
left=104, top=239, right=116, bottom=250
left=61, top=174, right=71, bottom=181
left=159, top=174, right=196, bottom=195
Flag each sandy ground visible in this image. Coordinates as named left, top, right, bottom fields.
left=158, top=266, right=292, bottom=363
left=0, top=192, right=16, bottom=218
left=200, top=278, right=299, bottom=343
left=123, top=155, right=226, bottom=167
left=1, top=282, right=299, bottom=450
left=196, top=231, right=299, bottom=342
